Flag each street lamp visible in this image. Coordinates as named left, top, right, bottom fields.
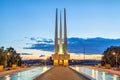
left=45, top=57, right=48, bottom=66
left=7, top=52, right=10, bottom=56
left=6, top=52, right=10, bottom=67
left=112, top=52, right=118, bottom=68
left=82, top=43, right=85, bottom=65
left=83, top=45, right=85, bottom=65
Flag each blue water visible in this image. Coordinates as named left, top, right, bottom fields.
left=72, top=66, right=120, bottom=80
left=0, top=66, right=51, bottom=80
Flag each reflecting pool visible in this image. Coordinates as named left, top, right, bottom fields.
left=72, top=66, right=120, bottom=80
left=0, top=66, right=51, bottom=80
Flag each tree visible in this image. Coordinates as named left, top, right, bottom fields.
left=0, top=46, right=22, bottom=67
left=6, top=47, right=22, bottom=67
left=0, top=47, right=5, bottom=65
left=16, top=54, right=22, bottom=66
left=102, top=46, right=120, bottom=67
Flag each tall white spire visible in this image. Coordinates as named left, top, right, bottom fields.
left=54, top=8, right=58, bottom=54
left=59, top=10, right=63, bottom=54
left=64, top=8, right=68, bottom=54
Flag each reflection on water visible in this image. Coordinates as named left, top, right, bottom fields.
left=75, top=66, right=79, bottom=72
left=95, top=70, right=98, bottom=80
left=42, top=66, right=48, bottom=73
left=0, top=66, right=51, bottom=80
left=113, top=75, right=118, bottom=80
left=5, top=75, right=10, bottom=80
left=102, top=72, right=105, bottom=80
left=92, top=69, right=95, bottom=78
left=72, top=66, right=120, bottom=80
left=17, top=73, right=20, bottom=80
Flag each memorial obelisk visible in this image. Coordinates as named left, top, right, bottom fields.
left=54, top=8, right=58, bottom=54
left=64, top=8, right=68, bottom=54
left=59, top=11, right=63, bottom=54
left=52, top=8, right=70, bottom=66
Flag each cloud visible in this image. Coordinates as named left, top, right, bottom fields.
left=24, top=43, right=54, bottom=52
left=24, top=37, right=120, bottom=54
left=30, top=37, right=36, bottom=41
left=36, top=39, right=53, bottom=43
left=21, top=53, right=32, bottom=55
left=24, top=37, right=53, bottom=44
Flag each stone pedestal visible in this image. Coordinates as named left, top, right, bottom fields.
left=52, top=54, right=70, bottom=66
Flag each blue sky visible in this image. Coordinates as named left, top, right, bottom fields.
left=0, top=0, right=120, bottom=53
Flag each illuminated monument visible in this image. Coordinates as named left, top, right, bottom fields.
left=52, top=8, right=70, bottom=66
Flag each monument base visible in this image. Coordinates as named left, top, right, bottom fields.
left=52, top=54, right=70, bottom=66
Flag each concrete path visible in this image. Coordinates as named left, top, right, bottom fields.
left=34, top=66, right=90, bottom=80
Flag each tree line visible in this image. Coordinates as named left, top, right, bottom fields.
left=102, top=46, right=120, bottom=67
left=0, top=46, right=21, bottom=68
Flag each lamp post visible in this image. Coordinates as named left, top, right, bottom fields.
left=112, top=52, right=117, bottom=68
left=45, top=57, right=48, bottom=66
left=82, top=43, right=85, bottom=65
left=6, top=52, right=10, bottom=67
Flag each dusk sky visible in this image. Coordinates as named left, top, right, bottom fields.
left=0, top=0, right=120, bottom=53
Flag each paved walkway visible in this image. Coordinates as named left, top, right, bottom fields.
left=34, top=66, right=90, bottom=80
